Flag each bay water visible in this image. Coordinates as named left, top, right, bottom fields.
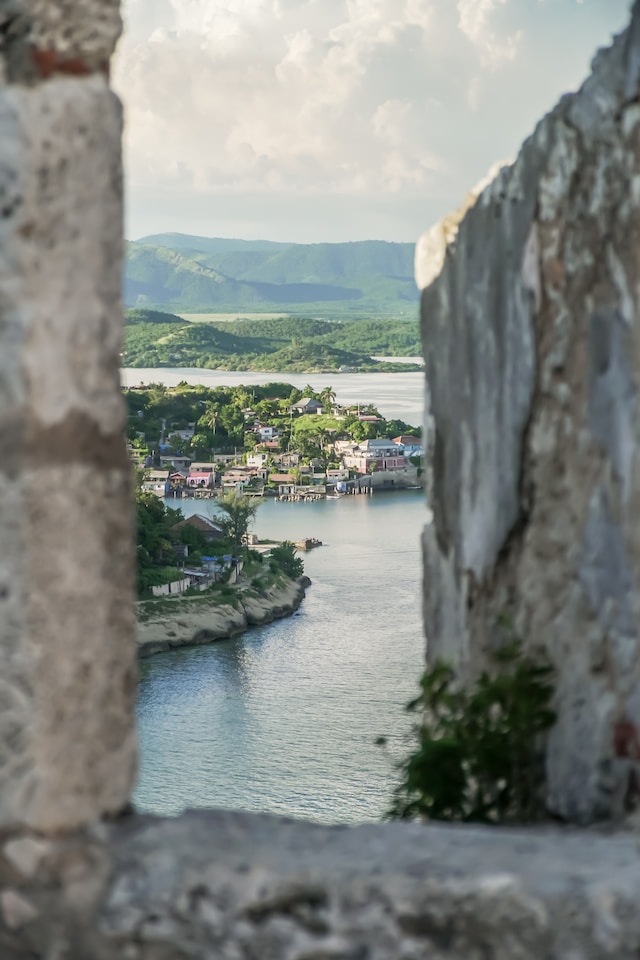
left=120, top=366, right=425, bottom=425
left=131, top=369, right=427, bottom=824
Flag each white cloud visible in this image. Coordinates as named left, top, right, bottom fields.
left=457, top=0, right=521, bottom=66
left=114, top=0, right=631, bottom=241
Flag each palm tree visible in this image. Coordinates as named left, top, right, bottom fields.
left=200, top=401, right=219, bottom=434
left=319, top=385, right=336, bottom=412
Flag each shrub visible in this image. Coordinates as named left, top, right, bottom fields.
left=386, top=640, right=555, bottom=824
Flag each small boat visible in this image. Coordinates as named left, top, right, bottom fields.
left=326, top=493, right=345, bottom=500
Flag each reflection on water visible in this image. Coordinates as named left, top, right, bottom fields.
left=135, top=492, right=426, bottom=824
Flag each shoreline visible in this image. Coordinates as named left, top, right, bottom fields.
left=137, top=575, right=311, bottom=658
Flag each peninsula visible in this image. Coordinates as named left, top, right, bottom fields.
left=135, top=487, right=311, bottom=657
left=126, top=380, right=423, bottom=502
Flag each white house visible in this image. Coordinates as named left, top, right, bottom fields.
left=247, top=452, right=268, bottom=468
left=256, top=424, right=278, bottom=441
left=392, top=436, right=423, bottom=457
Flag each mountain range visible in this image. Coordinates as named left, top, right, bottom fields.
left=125, top=233, right=418, bottom=318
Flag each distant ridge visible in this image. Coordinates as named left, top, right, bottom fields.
left=136, top=233, right=288, bottom=254
left=125, top=233, right=418, bottom=318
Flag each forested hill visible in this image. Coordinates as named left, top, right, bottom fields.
left=125, top=234, right=418, bottom=318
left=123, top=309, right=422, bottom=373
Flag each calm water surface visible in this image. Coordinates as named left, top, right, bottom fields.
left=135, top=492, right=426, bottom=823
left=121, top=367, right=425, bottom=425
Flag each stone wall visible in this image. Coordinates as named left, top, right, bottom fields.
left=2, top=1, right=640, bottom=956
left=0, top=0, right=137, bottom=832
left=2, top=811, right=640, bottom=959
left=419, top=3, right=640, bottom=823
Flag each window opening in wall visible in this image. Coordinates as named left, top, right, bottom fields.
left=112, top=0, right=631, bottom=825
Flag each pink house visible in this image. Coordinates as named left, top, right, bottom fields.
left=187, top=471, right=214, bottom=488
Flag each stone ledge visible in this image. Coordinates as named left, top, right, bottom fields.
left=2, top=810, right=640, bottom=958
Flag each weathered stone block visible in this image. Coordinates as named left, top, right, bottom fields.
left=0, top=75, right=136, bottom=831
left=0, top=1, right=122, bottom=84
left=4, top=812, right=640, bottom=958
left=420, top=3, right=640, bottom=822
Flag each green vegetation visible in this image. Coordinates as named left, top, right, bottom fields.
left=136, top=490, right=205, bottom=597
left=135, top=486, right=304, bottom=604
left=269, top=542, right=304, bottom=579
left=385, top=640, right=555, bottom=824
left=216, top=492, right=261, bottom=554
left=125, top=234, right=418, bottom=317
left=125, top=381, right=420, bottom=463
left=122, top=309, right=421, bottom=373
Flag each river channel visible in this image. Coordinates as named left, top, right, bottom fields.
left=130, top=368, right=427, bottom=824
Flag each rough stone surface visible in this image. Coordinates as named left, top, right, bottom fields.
left=0, top=1, right=122, bottom=84
left=0, top=70, right=136, bottom=826
left=1, top=812, right=640, bottom=958
left=419, top=4, right=640, bottom=822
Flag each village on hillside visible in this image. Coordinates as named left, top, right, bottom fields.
left=126, top=382, right=424, bottom=503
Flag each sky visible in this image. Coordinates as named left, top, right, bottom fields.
left=114, top=0, right=632, bottom=245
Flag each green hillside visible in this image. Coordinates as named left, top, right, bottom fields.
left=123, top=309, right=422, bottom=373
left=125, top=234, right=418, bottom=317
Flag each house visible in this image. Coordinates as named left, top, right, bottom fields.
left=256, top=440, right=280, bottom=451
left=159, top=454, right=191, bottom=471
left=186, top=471, right=214, bottom=489
left=289, top=397, right=323, bottom=415
left=145, top=469, right=170, bottom=482
left=141, top=479, right=169, bottom=498
left=269, top=473, right=295, bottom=484
left=169, top=422, right=196, bottom=442
left=269, top=473, right=296, bottom=496
left=342, top=438, right=407, bottom=474
left=141, top=469, right=170, bottom=498
left=247, top=452, right=268, bottom=468
left=334, top=439, right=358, bottom=457
left=276, top=451, right=300, bottom=468
left=169, top=472, right=187, bottom=489
left=256, top=424, right=278, bottom=441
left=220, top=467, right=257, bottom=492
left=393, top=436, right=423, bottom=457
left=170, top=514, right=225, bottom=542
left=190, top=462, right=217, bottom=474
left=327, top=468, right=349, bottom=481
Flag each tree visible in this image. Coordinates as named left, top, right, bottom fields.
left=214, top=492, right=261, bottom=554
left=255, top=398, right=280, bottom=420
left=190, top=432, right=213, bottom=458
left=270, top=542, right=304, bottom=579
left=319, top=385, right=336, bottom=411
left=199, top=401, right=219, bottom=434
